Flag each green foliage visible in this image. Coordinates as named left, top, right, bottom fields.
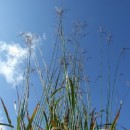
left=0, top=7, right=127, bottom=130
left=0, top=97, right=14, bottom=128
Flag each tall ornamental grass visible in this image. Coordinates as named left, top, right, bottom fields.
left=0, top=7, right=128, bottom=130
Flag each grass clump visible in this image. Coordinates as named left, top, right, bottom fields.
left=0, top=7, right=128, bottom=130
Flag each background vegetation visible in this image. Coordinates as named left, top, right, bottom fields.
left=0, top=5, right=130, bottom=130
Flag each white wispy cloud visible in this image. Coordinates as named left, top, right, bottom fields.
left=0, top=32, right=42, bottom=87
left=0, top=41, right=27, bottom=87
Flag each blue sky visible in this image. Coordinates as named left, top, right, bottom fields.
left=0, top=0, right=130, bottom=129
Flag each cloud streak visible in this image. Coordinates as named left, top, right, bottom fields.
left=0, top=41, right=27, bottom=87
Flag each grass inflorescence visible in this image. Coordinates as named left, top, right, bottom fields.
left=0, top=7, right=129, bottom=130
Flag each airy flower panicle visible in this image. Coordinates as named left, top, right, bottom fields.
left=106, top=33, right=112, bottom=43
left=55, top=7, right=64, bottom=16
left=74, top=21, right=87, bottom=34
left=18, top=32, right=41, bottom=47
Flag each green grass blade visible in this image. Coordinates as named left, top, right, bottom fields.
left=42, top=109, right=49, bottom=129
left=68, top=78, right=75, bottom=112
left=26, top=103, right=39, bottom=130
left=0, top=123, right=14, bottom=128
left=0, top=97, right=12, bottom=125
left=110, top=103, right=122, bottom=130
left=51, top=86, right=64, bottom=98
left=84, top=118, right=88, bottom=130
left=54, top=96, right=64, bottom=107
left=17, top=115, right=21, bottom=130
